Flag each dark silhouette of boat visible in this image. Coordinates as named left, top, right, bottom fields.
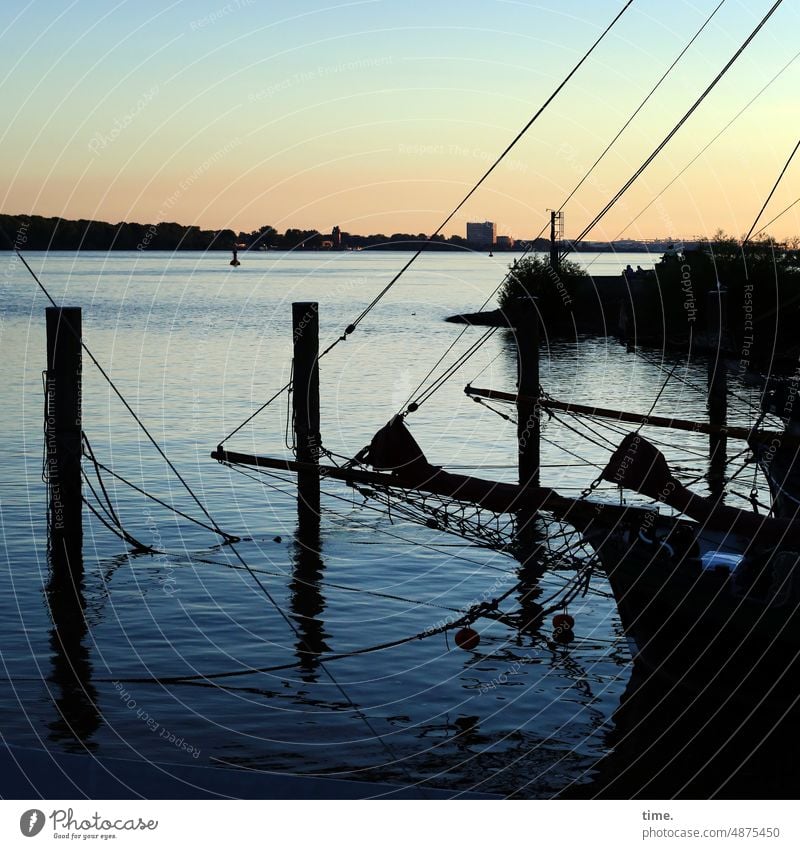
left=559, top=498, right=800, bottom=695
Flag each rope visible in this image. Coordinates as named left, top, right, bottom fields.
left=639, top=360, right=681, bottom=428
left=82, top=437, right=233, bottom=539
left=557, top=0, right=727, bottom=219
left=101, top=556, right=597, bottom=686
left=415, top=0, right=727, bottom=413
left=82, top=434, right=125, bottom=530
left=216, top=3, right=634, bottom=437
left=224, top=458, right=515, bottom=569
left=743, top=137, right=800, bottom=246
left=218, top=380, right=292, bottom=448
left=548, top=410, right=619, bottom=452
left=14, top=248, right=237, bottom=543
left=411, top=327, right=499, bottom=410
left=599, top=43, right=800, bottom=249
left=344, top=0, right=633, bottom=335
left=633, top=348, right=761, bottom=412
left=566, top=0, right=784, bottom=250
left=189, top=554, right=470, bottom=616
left=209, top=524, right=417, bottom=776
left=81, top=494, right=153, bottom=553
left=471, top=394, right=605, bottom=469
left=12, top=241, right=417, bottom=776
left=752, top=196, right=800, bottom=240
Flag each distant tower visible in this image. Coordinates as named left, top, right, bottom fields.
left=332, top=225, right=341, bottom=249
left=466, top=221, right=496, bottom=249
left=549, top=210, right=564, bottom=271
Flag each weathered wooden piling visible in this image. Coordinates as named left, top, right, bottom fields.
left=292, top=302, right=321, bottom=527
left=707, top=288, right=727, bottom=501
left=515, top=298, right=540, bottom=536
left=45, top=307, right=83, bottom=572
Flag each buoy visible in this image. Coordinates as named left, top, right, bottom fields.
left=552, top=612, right=575, bottom=631
left=554, top=628, right=575, bottom=645
left=230, top=248, right=241, bottom=267
left=454, top=627, right=480, bottom=651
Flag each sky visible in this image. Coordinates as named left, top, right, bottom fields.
left=1, top=0, right=799, bottom=241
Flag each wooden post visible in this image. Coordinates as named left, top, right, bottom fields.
left=292, top=302, right=321, bottom=527
left=45, top=307, right=82, bottom=574
left=515, top=297, right=540, bottom=537
left=707, top=288, right=727, bottom=501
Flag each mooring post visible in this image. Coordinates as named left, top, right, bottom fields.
left=292, top=302, right=321, bottom=528
left=707, top=287, right=727, bottom=501
left=515, top=297, right=540, bottom=536
left=45, top=307, right=83, bottom=573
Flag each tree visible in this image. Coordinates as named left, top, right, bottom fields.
left=498, top=254, right=586, bottom=317
left=651, top=231, right=800, bottom=359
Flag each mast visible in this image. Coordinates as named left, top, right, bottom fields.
left=549, top=210, right=563, bottom=271
left=464, top=385, right=794, bottom=444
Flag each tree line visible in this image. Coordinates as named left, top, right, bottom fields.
left=0, top=214, right=237, bottom=251
left=0, top=214, right=555, bottom=252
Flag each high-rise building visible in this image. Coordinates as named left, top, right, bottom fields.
left=466, top=221, right=496, bottom=248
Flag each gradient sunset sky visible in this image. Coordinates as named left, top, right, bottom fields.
left=2, top=0, right=799, bottom=241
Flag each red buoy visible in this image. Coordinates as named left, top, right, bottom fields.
left=454, top=627, right=480, bottom=651
left=552, top=613, right=575, bottom=631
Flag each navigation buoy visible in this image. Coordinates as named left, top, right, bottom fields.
left=230, top=248, right=240, bottom=267
left=455, top=627, right=480, bottom=651
left=552, top=613, right=574, bottom=631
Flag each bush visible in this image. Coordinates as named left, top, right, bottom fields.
left=653, top=231, right=800, bottom=357
left=497, top=254, right=587, bottom=316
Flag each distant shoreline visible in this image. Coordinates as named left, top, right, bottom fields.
left=0, top=213, right=689, bottom=254
left=0, top=245, right=665, bottom=254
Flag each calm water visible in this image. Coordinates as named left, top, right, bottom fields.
left=0, top=250, right=794, bottom=798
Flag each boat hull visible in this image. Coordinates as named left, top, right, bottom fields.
left=562, top=500, right=800, bottom=695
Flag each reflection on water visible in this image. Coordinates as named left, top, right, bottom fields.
left=289, top=520, right=330, bottom=681
left=45, top=544, right=100, bottom=751
left=575, top=659, right=800, bottom=799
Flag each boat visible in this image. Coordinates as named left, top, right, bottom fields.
left=553, top=436, right=800, bottom=693
left=214, top=368, right=800, bottom=699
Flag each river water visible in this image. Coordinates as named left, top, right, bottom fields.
left=1, top=249, right=796, bottom=799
